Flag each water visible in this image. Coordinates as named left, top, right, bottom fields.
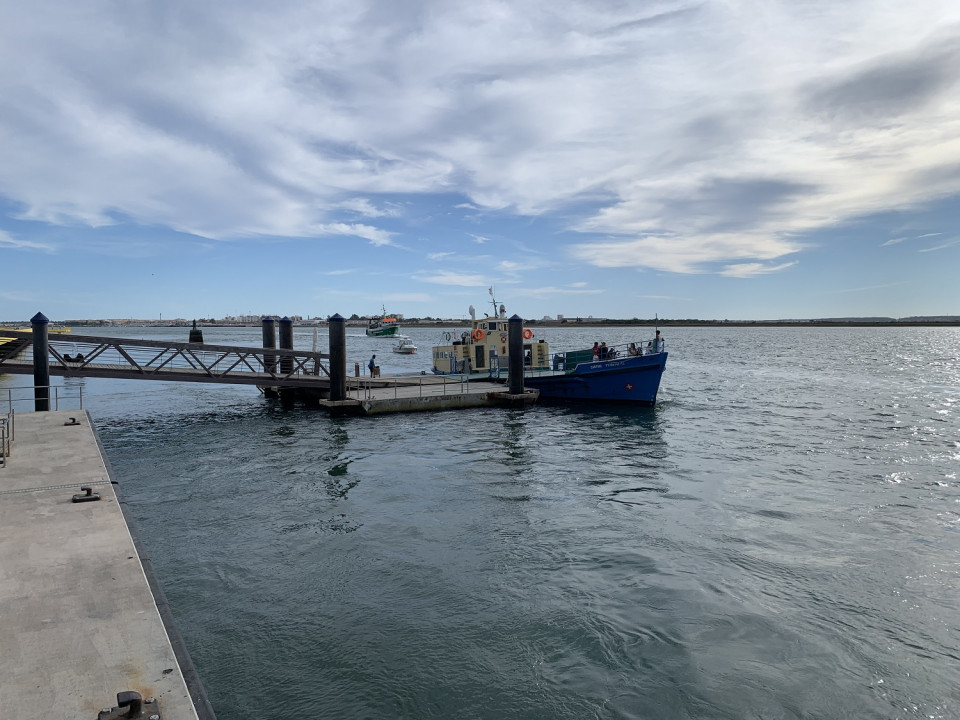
left=5, top=326, right=959, bottom=718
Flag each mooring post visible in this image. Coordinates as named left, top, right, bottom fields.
left=188, top=319, right=204, bottom=343
left=328, top=314, right=347, bottom=401
left=508, top=314, right=524, bottom=395
left=31, top=312, right=50, bottom=411
left=278, top=317, right=294, bottom=404
left=261, top=317, right=277, bottom=375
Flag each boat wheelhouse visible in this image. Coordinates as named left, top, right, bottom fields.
left=430, top=295, right=667, bottom=405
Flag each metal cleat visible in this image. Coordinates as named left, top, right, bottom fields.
left=97, top=691, right=161, bottom=719
left=72, top=486, right=101, bottom=503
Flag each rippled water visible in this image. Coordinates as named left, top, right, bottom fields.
left=7, top=326, right=959, bottom=718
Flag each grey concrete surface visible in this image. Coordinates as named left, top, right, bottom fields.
left=0, top=410, right=200, bottom=718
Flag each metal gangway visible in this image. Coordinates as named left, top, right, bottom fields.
left=0, top=330, right=331, bottom=388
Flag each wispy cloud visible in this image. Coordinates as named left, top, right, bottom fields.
left=826, top=281, right=910, bottom=294
left=413, top=270, right=489, bottom=287
left=314, top=223, right=394, bottom=246
left=720, top=261, right=797, bottom=278
left=0, top=230, right=54, bottom=252
left=383, top=293, right=432, bottom=303
left=1, top=289, right=38, bottom=302
left=512, top=286, right=604, bottom=298
left=918, top=238, right=960, bottom=252
left=882, top=232, right=943, bottom=246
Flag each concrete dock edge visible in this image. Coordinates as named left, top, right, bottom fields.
left=0, top=410, right=214, bottom=718
left=90, top=413, right=218, bottom=720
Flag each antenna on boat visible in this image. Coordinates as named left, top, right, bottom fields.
left=489, top=286, right=501, bottom=319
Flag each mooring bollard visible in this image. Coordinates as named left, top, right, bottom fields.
left=279, top=317, right=294, bottom=404
left=31, top=311, right=49, bottom=411
left=508, top=314, right=524, bottom=395
left=188, top=319, right=204, bottom=343
left=261, top=317, right=277, bottom=375
left=328, top=314, right=347, bottom=401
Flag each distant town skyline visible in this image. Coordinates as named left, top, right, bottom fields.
left=2, top=2, right=959, bottom=322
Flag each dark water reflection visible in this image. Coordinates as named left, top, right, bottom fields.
left=9, top=325, right=958, bottom=718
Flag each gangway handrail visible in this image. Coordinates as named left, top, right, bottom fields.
left=0, top=330, right=330, bottom=386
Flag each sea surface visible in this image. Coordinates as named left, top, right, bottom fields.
left=4, top=325, right=959, bottom=719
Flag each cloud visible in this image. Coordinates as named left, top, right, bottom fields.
left=0, top=230, right=54, bottom=252
left=570, top=233, right=803, bottom=274
left=383, top=293, right=432, bottom=302
left=1, top=289, right=39, bottom=302
left=827, top=280, right=910, bottom=294
left=882, top=231, right=944, bottom=246
left=0, top=1, right=959, bottom=278
left=918, top=238, right=960, bottom=252
left=314, top=223, right=394, bottom=246
left=337, top=198, right=402, bottom=218
left=720, top=261, right=797, bottom=278
left=413, top=270, right=489, bottom=287
left=512, top=286, right=604, bottom=298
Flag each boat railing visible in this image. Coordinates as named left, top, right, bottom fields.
left=549, top=340, right=666, bottom=372
left=348, top=372, right=471, bottom=401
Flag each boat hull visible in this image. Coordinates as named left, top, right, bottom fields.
left=367, top=326, right=400, bottom=337
left=524, top=352, right=667, bottom=405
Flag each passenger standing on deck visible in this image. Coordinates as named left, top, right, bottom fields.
left=654, top=330, right=663, bottom=352
left=599, top=342, right=608, bottom=360
left=592, top=342, right=600, bottom=360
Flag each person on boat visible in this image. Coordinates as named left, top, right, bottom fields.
left=599, top=342, right=609, bottom=360
left=654, top=330, right=663, bottom=352
left=628, top=343, right=639, bottom=356
left=524, top=349, right=532, bottom=366
left=592, top=342, right=600, bottom=360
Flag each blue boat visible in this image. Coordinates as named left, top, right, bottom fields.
left=430, top=295, right=667, bottom=405
left=522, top=348, right=667, bottom=405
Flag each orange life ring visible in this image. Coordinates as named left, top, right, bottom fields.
left=473, top=329, right=485, bottom=341
left=522, top=329, right=533, bottom=340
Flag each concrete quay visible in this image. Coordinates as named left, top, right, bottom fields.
left=0, top=410, right=209, bottom=718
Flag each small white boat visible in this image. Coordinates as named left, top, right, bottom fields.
left=392, top=337, right=418, bottom=354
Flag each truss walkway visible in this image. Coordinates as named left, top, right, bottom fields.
left=0, top=330, right=330, bottom=388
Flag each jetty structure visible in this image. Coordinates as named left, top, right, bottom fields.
left=0, top=408, right=215, bottom=718
left=1, top=313, right=537, bottom=416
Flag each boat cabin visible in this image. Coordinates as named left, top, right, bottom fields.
left=432, top=316, right=550, bottom=375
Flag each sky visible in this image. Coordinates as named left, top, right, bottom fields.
left=2, top=1, right=959, bottom=322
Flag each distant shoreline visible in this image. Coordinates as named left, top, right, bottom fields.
left=5, top=319, right=958, bottom=329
